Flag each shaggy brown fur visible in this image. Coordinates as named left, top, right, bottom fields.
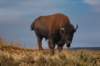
left=31, top=13, right=78, bottom=54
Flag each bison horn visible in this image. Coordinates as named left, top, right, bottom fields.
left=75, top=24, right=78, bottom=32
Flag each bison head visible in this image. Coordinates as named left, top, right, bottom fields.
left=59, top=24, right=78, bottom=48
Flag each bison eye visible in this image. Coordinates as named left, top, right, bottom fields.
left=60, top=27, right=65, bottom=33
left=60, top=27, right=65, bottom=31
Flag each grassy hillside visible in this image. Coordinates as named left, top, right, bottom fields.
left=0, top=38, right=100, bottom=66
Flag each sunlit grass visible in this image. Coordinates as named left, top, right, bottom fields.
left=0, top=38, right=100, bottom=66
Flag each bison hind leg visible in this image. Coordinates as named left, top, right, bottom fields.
left=37, top=36, right=44, bottom=50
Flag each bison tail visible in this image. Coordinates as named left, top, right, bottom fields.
left=31, top=22, right=35, bottom=30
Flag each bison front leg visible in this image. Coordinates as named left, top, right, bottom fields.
left=57, top=40, right=65, bottom=52
left=57, top=44, right=64, bottom=52
left=48, top=38, right=55, bottom=55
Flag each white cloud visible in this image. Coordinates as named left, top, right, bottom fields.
left=84, top=0, right=100, bottom=5
left=83, top=0, right=100, bottom=12
left=0, top=0, right=54, bottom=24
left=0, top=0, right=67, bottom=24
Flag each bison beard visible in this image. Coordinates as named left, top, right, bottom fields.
left=31, top=13, right=78, bottom=55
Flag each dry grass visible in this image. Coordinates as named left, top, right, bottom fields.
left=0, top=38, right=100, bottom=66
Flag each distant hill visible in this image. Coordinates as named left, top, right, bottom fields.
left=69, top=47, right=100, bottom=51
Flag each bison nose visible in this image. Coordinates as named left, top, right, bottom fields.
left=66, top=40, right=71, bottom=48
left=67, top=43, right=70, bottom=48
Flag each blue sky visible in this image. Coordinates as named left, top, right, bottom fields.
left=0, top=0, right=100, bottom=48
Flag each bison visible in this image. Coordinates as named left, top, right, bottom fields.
left=31, top=13, right=78, bottom=54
